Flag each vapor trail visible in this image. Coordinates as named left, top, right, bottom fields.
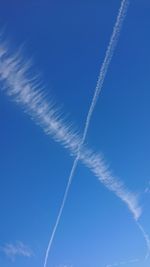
left=136, top=222, right=150, bottom=260
left=104, top=222, right=150, bottom=267
left=0, top=40, right=140, bottom=220
left=0, top=1, right=149, bottom=262
left=43, top=0, right=130, bottom=266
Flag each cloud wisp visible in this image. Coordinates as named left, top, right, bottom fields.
left=0, top=35, right=145, bottom=265
left=0, top=36, right=140, bottom=222
left=0, top=241, right=33, bottom=261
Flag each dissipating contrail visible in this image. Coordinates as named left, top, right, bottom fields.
left=0, top=38, right=140, bottom=220
left=0, top=0, right=150, bottom=264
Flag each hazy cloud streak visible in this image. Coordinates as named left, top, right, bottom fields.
left=105, top=258, right=139, bottom=267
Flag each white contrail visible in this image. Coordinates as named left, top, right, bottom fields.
left=0, top=36, right=149, bottom=265
left=104, top=222, right=150, bottom=267
left=82, top=0, right=129, bottom=129
left=0, top=2, right=149, bottom=262
left=0, top=40, right=140, bottom=220
left=136, top=222, right=150, bottom=260
left=43, top=0, right=130, bottom=266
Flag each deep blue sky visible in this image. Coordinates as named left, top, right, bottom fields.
left=0, top=1, right=150, bottom=267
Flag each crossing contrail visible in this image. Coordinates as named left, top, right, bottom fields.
left=0, top=34, right=148, bottom=266
left=0, top=0, right=149, bottom=263
left=43, top=0, right=131, bottom=266
left=0, top=39, right=140, bottom=221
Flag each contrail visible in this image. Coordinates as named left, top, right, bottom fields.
left=136, top=222, right=150, bottom=260
left=0, top=36, right=149, bottom=265
left=0, top=40, right=140, bottom=220
left=43, top=0, right=130, bottom=266
left=0, top=0, right=149, bottom=262
left=104, top=222, right=150, bottom=267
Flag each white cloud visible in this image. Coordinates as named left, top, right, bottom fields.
left=0, top=241, right=33, bottom=261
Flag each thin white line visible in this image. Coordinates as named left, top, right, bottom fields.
left=43, top=1, right=130, bottom=266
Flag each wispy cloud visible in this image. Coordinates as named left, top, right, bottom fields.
left=0, top=35, right=141, bottom=222
left=0, top=241, right=33, bottom=261
left=0, top=34, right=144, bottom=260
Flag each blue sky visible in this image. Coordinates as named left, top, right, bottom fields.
left=0, top=0, right=150, bottom=267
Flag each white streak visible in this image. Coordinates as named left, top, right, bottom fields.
left=0, top=37, right=145, bottom=264
left=43, top=0, right=132, bottom=266
left=0, top=5, right=140, bottom=225
left=105, top=223, right=150, bottom=267
left=0, top=42, right=140, bottom=220
left=0, top=1, right=148, bottom=262
left=136, top=222, right=150, bottom=260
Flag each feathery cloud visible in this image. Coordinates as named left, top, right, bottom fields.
left=0, top=7, right=149, bottom=263
left=0, top=37, right=141, bottom=222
